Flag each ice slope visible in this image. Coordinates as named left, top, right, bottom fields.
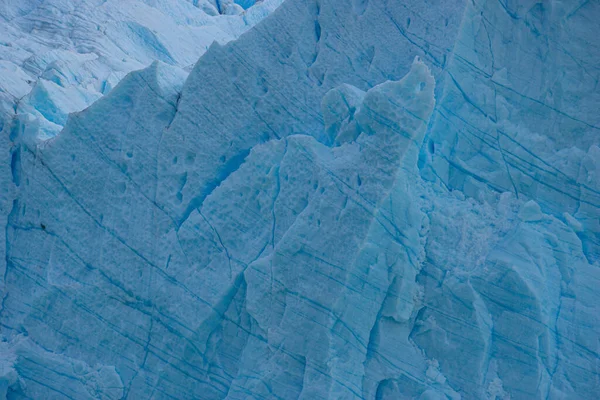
left=1, top=0, right=600, bottom=399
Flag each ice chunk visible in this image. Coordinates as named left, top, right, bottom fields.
left=518, top=200, right=543, bottom=222
left=19, top=79, right=102, bottom=126
left=224, top=3, right=244, bottom=15
left=0, top=61, right=31, bottom=99
left=563, top=212, right=583, bottom=232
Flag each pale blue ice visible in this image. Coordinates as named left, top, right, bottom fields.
left=0, top=0, right=599, bottom=399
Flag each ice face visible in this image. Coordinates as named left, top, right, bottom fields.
left=0, top=0, right=284, bottom=348
left=1, top=0, right=599, bottom=399
left=422, top=0, right=600, bottom=264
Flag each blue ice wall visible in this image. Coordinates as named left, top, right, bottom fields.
left=1, top=0, right=599, bottom=399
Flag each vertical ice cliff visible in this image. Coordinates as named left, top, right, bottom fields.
left=423, top=0, right=600, bottom=264
left=0, top=0, right=283, bottom=338
left=1, top=0, right=599, bottom=399
left=415, top=3, right=600, bottom=396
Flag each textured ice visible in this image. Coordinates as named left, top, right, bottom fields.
left=0, top=0, right=283, bottom=336
left=1, top=0, right=600, bottom=399
left=0, top=0, right=284, bottom=138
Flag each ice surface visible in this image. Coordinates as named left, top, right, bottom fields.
left=423, top=0, right=600, bottom=263
left=1, top=0, right=599, bottom=399
left=0, top=0, right=284, bottom=138
left=0, top=0, right=283, bottom=335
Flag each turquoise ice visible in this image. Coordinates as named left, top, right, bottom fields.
left=1, top=0, right=599, bottom=399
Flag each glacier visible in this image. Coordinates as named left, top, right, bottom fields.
left=0, top=0, right=284, bottom=138
left=0, top=0, right=282, bottom=346
left=1, top=0, right=599, bottom=399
